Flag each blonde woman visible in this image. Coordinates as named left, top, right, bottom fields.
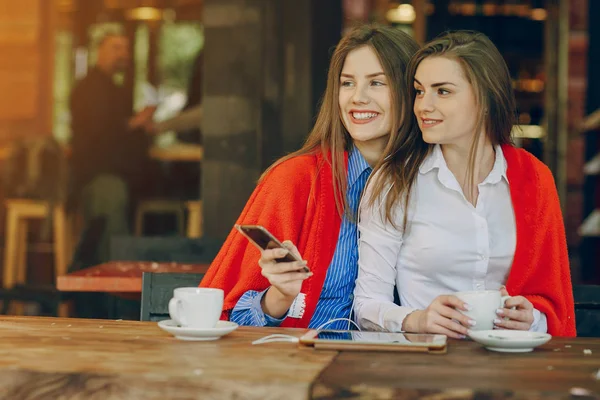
left=201, top=25, right=419, bottom=329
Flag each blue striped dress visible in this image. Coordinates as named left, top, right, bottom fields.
left=230, top=148, right=372, bottom=329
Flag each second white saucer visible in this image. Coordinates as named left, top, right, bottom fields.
left=468, top=330, right=552, bottom=353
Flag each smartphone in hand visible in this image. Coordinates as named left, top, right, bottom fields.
left=235, top=224, right=309, bottom=272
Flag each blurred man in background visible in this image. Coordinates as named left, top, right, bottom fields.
left=69, top=32, right=155, bottom=317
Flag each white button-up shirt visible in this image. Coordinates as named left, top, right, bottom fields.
left=354, top=144, right=547, bottom=333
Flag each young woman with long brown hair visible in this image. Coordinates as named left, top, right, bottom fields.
left=354, top=31, right=576, bottom=338
left=201, top=25, right=419, bottom=329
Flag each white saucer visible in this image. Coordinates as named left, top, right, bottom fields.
left=468, top=330, right=552, bottom=353
left=158, top=320, right=238, bottom=341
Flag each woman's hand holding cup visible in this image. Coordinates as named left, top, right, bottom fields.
left=493, top=286, right=534, bottom=331
left=402, top=295, right=475, bottom=339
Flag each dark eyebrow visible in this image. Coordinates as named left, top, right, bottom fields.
left=414, top=78, right=457, bottom=88
left=341, top=72, right=385, bottom=79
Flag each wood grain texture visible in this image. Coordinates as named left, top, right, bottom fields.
left=0, top=316, right=336, bottom=400
left=312, top=337, right=600, bottom=399
left=57, top=262, right=210, bottom=293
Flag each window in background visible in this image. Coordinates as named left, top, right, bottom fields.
left=52, top=20, right=203, bottom=147
left=151, top=21, right=203, bottom=147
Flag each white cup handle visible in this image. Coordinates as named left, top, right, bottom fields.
left=168, top=298, right=187, bottom=326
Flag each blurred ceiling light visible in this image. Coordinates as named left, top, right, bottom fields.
left=530, top=8, right=547, bottom=21
left=515, top=4, right=531, bottom=18
left=386, top=3, right=416, bottom=24
left=461, top=2, right=477, bottom=16
left=125, top=7, right=163, bottom=21
left=482, top=3, right=497, bottom=16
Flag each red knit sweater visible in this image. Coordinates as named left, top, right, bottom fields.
left=502, top=144, right=576, bottom=336
left=201, top=146, right=576, bottom=336
left=200, top=151, right=344, bottom=328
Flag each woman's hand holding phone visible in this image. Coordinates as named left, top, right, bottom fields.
left=259, top=241, right=312, bottom=318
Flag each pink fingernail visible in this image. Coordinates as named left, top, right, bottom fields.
left=494, top=318, right=502, bottom=324
left=464, top=303, right=472, bottom=311
left=496, top=309, right=504, bottom=315
left=468, top=319, right=477, bottom=326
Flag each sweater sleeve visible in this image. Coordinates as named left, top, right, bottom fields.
left=506, top=160, right=576, bottom=337
left=529, top=166, right=576, bottom=336
left=200, top=155, right=317, bottom=318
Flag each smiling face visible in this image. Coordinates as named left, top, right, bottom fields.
left=413, top=56, right=481, bottom=149
left=338, top=45, right=393, bottom=150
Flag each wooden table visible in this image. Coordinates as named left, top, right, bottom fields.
left=312, top=336, right=600, bottom=399
left=0, top=317, right=598, bottom=399
left=0, top=316, right=334, bottom=399
left=56, top=261, right=210, bottom=293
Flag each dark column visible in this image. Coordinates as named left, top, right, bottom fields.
left=202, top=0, right=278, bottom=240
left=281, top=0, right=313, bottom=153
left=202, top=0, right=342, bottom=241
left=310, top=0, right=343, bottom=117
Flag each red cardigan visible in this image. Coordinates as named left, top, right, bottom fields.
left=502, top=144, right=576, bottom=337
left=201, top=146, right=576, bottom=336
left=200, top=151, right=344, bottom=328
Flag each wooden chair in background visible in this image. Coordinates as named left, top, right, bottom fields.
left=1, top=199, right=80, bottom=317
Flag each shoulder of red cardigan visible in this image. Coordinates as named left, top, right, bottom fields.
left=501, top=144, right=554, bottom=189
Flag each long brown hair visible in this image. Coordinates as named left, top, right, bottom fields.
left=368, top=31, right=516, bottom=227
left=261, top=24, right=419, bottom=218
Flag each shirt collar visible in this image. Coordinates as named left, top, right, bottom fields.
left=483, top=145, right=508, bottom=184
left=419, top=144, right=508, bottom=185
left=348, top=146, right=372, bottom=187
left=419, top=144, right=444, bottom=175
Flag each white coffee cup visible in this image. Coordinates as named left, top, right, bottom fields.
left=168, top=287, right=224, bottom=329
left=454, top=290, right=511, bottom=331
